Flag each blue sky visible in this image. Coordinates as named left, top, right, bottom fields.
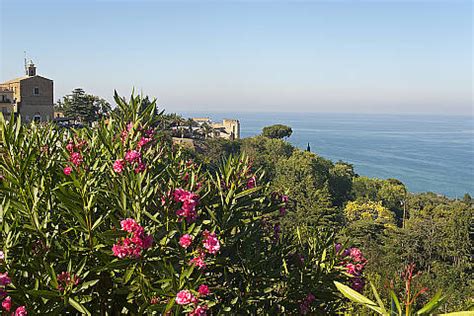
left=1, top=0, right=472, bottom=114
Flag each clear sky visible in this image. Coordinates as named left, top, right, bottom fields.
left=1, top=0, right=472, bottom=115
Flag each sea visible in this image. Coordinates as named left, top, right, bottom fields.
left=180, top=112, right=474, bottom=198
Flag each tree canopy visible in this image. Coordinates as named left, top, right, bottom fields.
left=55, top=88, right=111, bottom=124
left=262, top=124, right=293, bottom=139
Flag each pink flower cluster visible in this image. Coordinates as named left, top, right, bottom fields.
left=175, top=285, right=210, bottom=316
left=299, top=293, right=316, bottom=315
left=336, top=244, right=367, bottom=292
left=114, top=150, right=146, bottom=174
left=57, top=271, right=80, bottom=291
left=180, top=231, right=221, bottom=270
left=179, top=234, right=193, bottom=249
left=0, top=273, right=27, bottom=315
left=0, top=251, right=4, bottom=261
left=202, top=230, right=220, bottom=255
left=115, top=123, right=155, bottom=174
left=174, top=189, right=199, bottom=223
left=64, top=139, right=87, bottom=175
left=112, top=218, right=153, bottom=259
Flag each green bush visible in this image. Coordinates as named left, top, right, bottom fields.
left=0, top=93, right=351, bottom=315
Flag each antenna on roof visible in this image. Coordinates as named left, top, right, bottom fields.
left=24, top=51, right=28, bottom=75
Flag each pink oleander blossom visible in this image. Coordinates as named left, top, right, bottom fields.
left=202, top=230, right=220, bottom=255
left=2, top=296, right=11, bottom=311
left=65, top=142, right=74, bottom=153
left=189, top=305, right=208, bottom=316
left=63, top=166, right=72, bottom=175
left=349, top=247, right=366, bottom=263
left=113, top=219, right=153, bottom=259
left=179, top=234, right=193, bottom=249
left=174, top=189, right=199, bottom=223
left=0, top=251, right=4, bottom=260
left=175, top=290, right=196, bottom=305
left=190, top=254, right=206, bottom=269
left=14, top=306, right=27, bottom=316
left=120, top=218, right=139, bottom=233
left=113, top=159, right=126, bottom=173
left=69, top=152, right=83, bottom=167
left=198, top=284, right=210, bottom=296
left=246, top=176, right=256, bottom=189
left=125, top=150, right=141, bottom=164
left=0, top=272, right=11, bottom=286
left=137, top=137, right=152, bottom=149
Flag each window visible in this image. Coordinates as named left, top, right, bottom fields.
left=33, top=87, right=39, bottom=95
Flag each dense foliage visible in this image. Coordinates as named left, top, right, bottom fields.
left=55, top=88, right=111, bottom=124
left=261, top=124, right=293, bottom=139
left=0, top=93, right=369, bottom=315
left=194, top=128, right=473, bottom=313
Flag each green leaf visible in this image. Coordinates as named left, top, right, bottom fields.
left=369, top=281, right=387, bottom=314
left=334, top=281, right=385, bottom=315
left=415, top=290, right=446, bottom=315
left=389, top=290, right=401, bottom=316
left=69, top=297, right=91, bottom=316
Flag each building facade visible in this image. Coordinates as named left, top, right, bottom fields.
left=192, top=117, right=241, bottom=140
left=0, top=62, right=54, bottom=122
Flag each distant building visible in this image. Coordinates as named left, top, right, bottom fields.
left=192, top=117, right=240, bottom=140
left=0, top=61, right=53, bottom=122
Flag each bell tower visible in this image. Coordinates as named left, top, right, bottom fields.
left=26, top=61, right=36, bottom=76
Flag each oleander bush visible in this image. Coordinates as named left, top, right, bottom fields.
left=0, top=93, right=360, bottom=315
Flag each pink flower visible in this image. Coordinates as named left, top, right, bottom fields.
left=137, top=137, right=152, bottom=149
left=125, top=150, right=141, bottom=164
left=349, top=248, right=366, bottom=263
left=2, top=296, right=11, bottom=311
left=14, top=306, right=27, bottom=316
left=190, top=253, right=206, bottom=269
left=174, top=189, right=200, bottom=223
left=134, top=161, right=146, bottom=174
left=113, top=219, right=152, bottom=259
left=69, top=152, right=83, bottom=167
left=189, top=305, right=208, bottom=316
left=63, top=166, right=72, bottom=175
left=0, top=251, right=4, bottom=260
left=246, top=176, right=256, bottom=189
left=345, top=263, right=358, bottom=276
left=113, top=159, right=126, bottom=173
left=0, top=272, right=11, bottom=286
left=120, top=218, right=139, bottom=233
left=179, top=234, right=193, bottom=249
left=198, top=284, right=210, bottom=296
left=175, top=290, right=196, bottom=305
left=202, top=230, right=220, bottom=255
left=66, top=142, right=74, bottom=153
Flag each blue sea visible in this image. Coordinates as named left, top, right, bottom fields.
left=181, top=112, right=474, bottom=197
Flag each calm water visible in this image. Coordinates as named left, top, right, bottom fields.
left=181, top=112, right=474, bottom=197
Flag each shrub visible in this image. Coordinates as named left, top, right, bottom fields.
left=0, top=93, right=351, bottom=315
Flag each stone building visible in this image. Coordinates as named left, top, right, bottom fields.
left=192, top=117, right=240, bottom=140
left=0, top=62, right=54, bottom=122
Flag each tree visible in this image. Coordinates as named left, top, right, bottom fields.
left=273, top=150, right=342, bottom=228
left=262, top=124, right=293, bottom=139
left=57, top=88, right=111, bottom=124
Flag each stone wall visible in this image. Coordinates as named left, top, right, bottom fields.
left=19, top=77, right=54, bottom=122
